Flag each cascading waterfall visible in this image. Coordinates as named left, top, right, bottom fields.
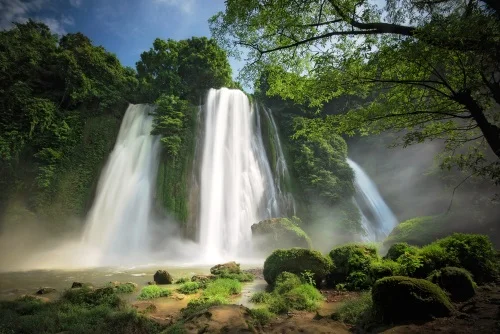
left=347, top=159, right=398, bottom=241
left=82, top=104, right=161, bottom=266
left=198, top=88, right=288, bottom=261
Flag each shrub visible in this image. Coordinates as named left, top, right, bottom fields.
left=427, top=267, right=476, bottom=302
left=249, top=307, right=275, bottom=325
left=436, top=233, right=498, bottom=284
left=370, top=260, right=400, bottom=281
left=263, top=248, right=333, bottom=286
left=385, top=242, right=419, bottom=261
left=327, top=244, right=378, bottom=288
left=345, top=271, right=371, bottom=291
left=62, top=287, right=122, bottom=307
left=396, top=251, right=423, bottom=276
left=372, top=276, right=454, bottom=323
left=416, top=243, right=459, bottom=278
left=332, top=292, right=373, bottom=325
left=284, top=284, right=323, bottom=311
left=181, top=295, right=227, bottom=318
left=177, top=282, right=200, bottom=295
left=175, top=277, right=190, bottom=284
left=274, top=272, right=302, bottom=294
left=106, top=282, right=137, bottom=294
left=203, top=278, right=241, bottom=298
left=250, top=292, right=272, bottom=304
left=138, top=285, right=172, bottom=300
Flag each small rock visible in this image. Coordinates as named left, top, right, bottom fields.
left=210, top=261, right=241, bottom=275
left=147, top=281, right=156, bottom=285
left=191, top=274, right=217, bottom=284
left=36, top=287, right=56, bottom=295
left=71, top=282, right=84, bottom=288
left=174, top=293, right=186, bottom=300
left=154, top=270, right=173, bottom=284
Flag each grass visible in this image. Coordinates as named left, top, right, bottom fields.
left=181, top=278, right=241, bottom=318
left=0, top=289, right=164, bottom=334
left=331, top=292, right=374, bottom=325
left=138, top=285, right=172, bottom=300
left=175, top=277, right=190, bottom=284
left=249, top=307, right=275, bottom=325
left=250, top=291, right=272, bottom=304
left=177, top=282, right=200, bottom=295
left=107, top=282, right=136, bottom=294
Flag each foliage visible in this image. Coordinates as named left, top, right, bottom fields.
left=332, top=292, right=373, bottom=325
left=274, top=272, right=302, bottom=295
left=138, top=285, right=172, bottom=300
left=250, top=292, right=272, bottom=304
left=175, top=277, right=190, bottom=284
left=327, top=244, right=378, bottom=289
left=396, top=251, right=423, bottom=277
left=210, top=261, right=241, bottom=275
left=369, top=260, right=401, bottom=281
left=177, top=282, right=200, bottom=295
left=384, top=216, right=449, bottom=247
left=211, top=0, right=500, bottom=182
left=263, top=248, right=333, bottom=286
left=427, top=267, right=476, bottom=302
left=417, top=243, right=460, bottom=278
left=0, top=291, right=163, bottom=334
left=372, top=276, right=454, bottom=323
left=107, top=282, right=137, bottom=294
left=384, top=242, right=419, bottom=261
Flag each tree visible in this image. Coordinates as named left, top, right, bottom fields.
left=210, top=0, right=500, bottom=183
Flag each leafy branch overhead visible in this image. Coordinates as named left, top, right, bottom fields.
left=210, top=0, right=500, bottom=183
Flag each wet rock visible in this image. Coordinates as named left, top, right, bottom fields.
left=191, top=274, right=217, bottom=285
left=154, top=270, right=173, bottom=284
left=251, top=218, right=312, bottom=254
left=36, top=287, right=56, bottom=295
left=210, top=261, right=241, bottom=275
left=147, top=281, right=156, bottom=285
left=71, top=282, right=84, bottom=288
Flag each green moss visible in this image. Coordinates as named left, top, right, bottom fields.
left=384, top=216, right=449, bottom=247
left=327, top=244, right=379, bottom=289
left=427, top=267, right=476, bottom=302
left=369, top=260, right=401, bottom=281
left=138, top=285, right=172, bottom=300
left=372, top=276, right=454, bottom=323
left=384, top=242, right=419, bottom=261
left=263, top=248, right=333, bottom=286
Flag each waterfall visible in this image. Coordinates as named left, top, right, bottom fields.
left=197, top=88, right=287, bottom=261
left=82, top=104, right=161, bottom=266
left=347, top=159, right=398, bottom=241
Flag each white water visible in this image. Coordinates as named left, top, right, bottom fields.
left=82, top=104, right=161, bottom=266
left=347, top=159, right=398, bottom=241
left=198, top=88, right=285, bottom=261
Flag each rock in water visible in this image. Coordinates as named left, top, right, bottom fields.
left=71, top=282, right=84, bottom=288
left=36, top=287, right=56, bottom=295
left=210, top=261, right=241, bottom=275
left=154, top=270, right=173, bottom=284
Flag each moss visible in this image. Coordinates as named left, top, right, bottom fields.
left=263, top=248, right=333, bottom=286
left=369, top=260, right=401, bottom=281
left=384, top=242, right=419, bottom=261
left=327, top=244, right=378, bottom=289
left=210, top=261, right=241, bottom=275
left=372, top=276, right=454, bottom=323
left=427, top=267, right=476, bottom=302
left=251, top=217, right=313, bottom=253
left=138, top=285, right=172, bottom=300
left=384, top=216, right=449, bottom=247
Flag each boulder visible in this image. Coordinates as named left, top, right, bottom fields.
left=191, top=274, right=217, bottom=287
left=251, top=217, right=312, bottom=254
left=372, top=276, right=454, bottom=323
left=427, top=267, right=476, bottom=302
left=263, top=248, right=333, bottom=287
left=154, top=270, right=173, bottom=284
left=210, top=261, right=241, bottom=275
left=71, top=282, right=84, bottom=288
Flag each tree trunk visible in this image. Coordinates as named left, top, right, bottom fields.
left=455, top=90, right=500, bottom=159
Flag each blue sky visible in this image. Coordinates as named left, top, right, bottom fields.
left=0, top=0, right=245, bottom=79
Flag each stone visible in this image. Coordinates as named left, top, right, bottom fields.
left=154, top=270, right=173, bottom=284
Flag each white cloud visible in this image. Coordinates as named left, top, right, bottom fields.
left=61, top=14, right=75, bottom=26
left=154, top=0, right=195, bottom=14
left=0, top=0, right=45, bottom=29
left=39, top=17, right=67, bottom=35
left=69, top=0, right=82, bottom=8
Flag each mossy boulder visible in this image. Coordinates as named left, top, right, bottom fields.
left=427, top=267, right=476, bottom=302
left=153, top=270, right=173, bottom=284
left=251, top=217, right=312, bottom=254
left=263, top=248, right=333, bottom=287
left=191, top=274, right=217, bottom=287
left=327, top=244, right=378, bottom=289
left=210, top=261, right=241, bottom=275
left=384, top=242, right=419, bottom=261
left=384, top=216, right=451, bottom=247
left=372, top=276, right=454, bottom=323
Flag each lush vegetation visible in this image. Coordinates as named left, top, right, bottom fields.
left=427, top=267, right=476, bottom=302
left=251, top=217, right=313, bottom=253
left=0, top=288, right=164, bottom=334
left=137, top=285, right=172, bottom=300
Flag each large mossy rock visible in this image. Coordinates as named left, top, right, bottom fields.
left=263, top=248, right=333, bottom=287
left=251, top=218, right=312, bottom=254
left=372, top=276, right=454, bottom=323
left=153, top=270, right=173, bottom=284
left=327, top=244, right=379, bottom=290
left=427, top=267, right=476, bottom=302
left=384, top=216, right=448, bottom=247
left=210, top=261, right=241, bottom=275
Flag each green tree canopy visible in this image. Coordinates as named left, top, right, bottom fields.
left=211, top=0, right=500, bottom=183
